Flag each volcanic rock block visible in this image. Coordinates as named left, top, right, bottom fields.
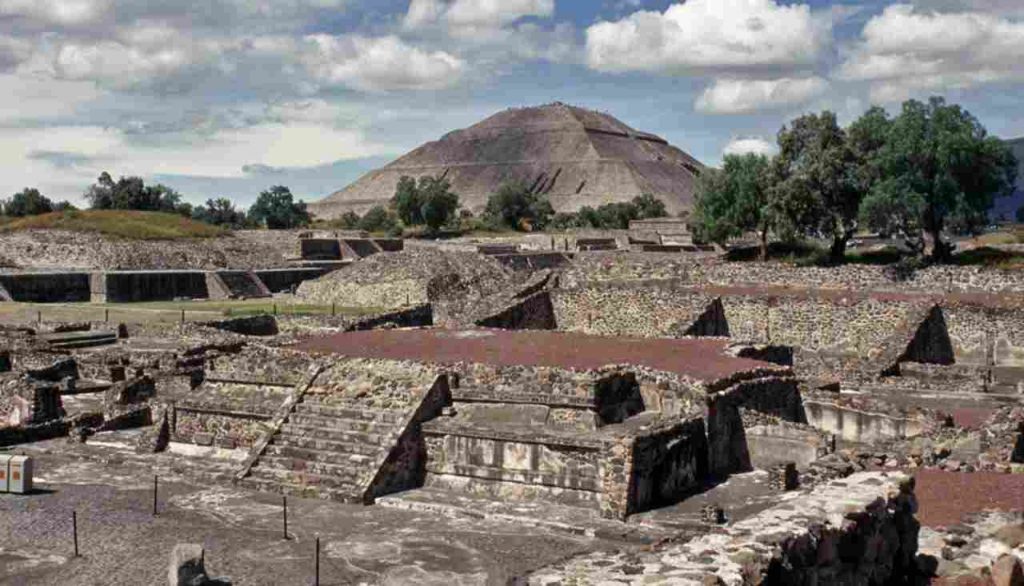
left=310, top=102, right=704, bottom=219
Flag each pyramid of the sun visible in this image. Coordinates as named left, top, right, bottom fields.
left=309, top=103, right=704, bottom=220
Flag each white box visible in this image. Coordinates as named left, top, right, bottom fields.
left=7, top=455, right=31, bottom=494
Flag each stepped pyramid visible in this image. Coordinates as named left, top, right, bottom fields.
left=310, top=102, right=704, bottom=220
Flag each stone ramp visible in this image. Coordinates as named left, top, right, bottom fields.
left=41, top=329, right=118, bottom=350
left=240, top=358, right=449, bottom=504
left=206, top=270, right=272, bottom=300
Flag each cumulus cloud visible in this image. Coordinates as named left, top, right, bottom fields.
left=585, top=0, right=827, bottom=74
left=405, top=0, right=554, bottom=33
left=0, top=0, right=111, bottom=27
left=838, top=4, right=1024, bottom=102
left=303, top=35, right=464, bottom=92
left=696, top=77, right=828, bottom=114
left=723, top=137, right=777, bottom=157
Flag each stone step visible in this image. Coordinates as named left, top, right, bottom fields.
left=240, top=476, right=364, bottom=504
left=256, top=455, right=366, bottom=482
left=294, top=401, right=405, bottom=424
left=48, top=335, right=118, bottom=350
left=425, top=462, right=601, bottom=492
left=268, top=436, right=380, bottom=459
left=287, top=413, right=399, bottom=434
left=265, top=442, right=377, bottom=465
left=248, top=462, right=363, bottom=491
left=280, top=422, right=394, bottom=444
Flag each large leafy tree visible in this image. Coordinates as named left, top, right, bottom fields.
left=774, top=111, right=861, bottom=263
left=391, top=175, right=460, bottom=231
left=483, top=180, right=555, bottom=231
left=861, top=98, right=1017, bottom=261
left=693, top=153, right=778, bottom=260
left=83, top=172, right=191, bottom=215
left=4, top=188, right=55, bottom=217
left=247, top=185, right=311, bottom=229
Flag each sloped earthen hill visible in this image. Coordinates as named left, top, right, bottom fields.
left=310, top=103, right=704, bottom=219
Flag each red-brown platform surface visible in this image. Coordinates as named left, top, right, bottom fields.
left=295, top=328, right=773, bottom=381
left=914, top=470, right=1024, bottom=527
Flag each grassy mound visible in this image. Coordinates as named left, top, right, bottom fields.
left=0, top=210, right=225, bottom=240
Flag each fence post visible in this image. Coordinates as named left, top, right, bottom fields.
left=282, top=496, right=288, bottom=540
left=314, top=536, right=320, bottom=586
left=331, top=303, right=336, bottom=317
left=72, top=511, right=79, bottom=557
left=180, top=309, right=185, bottom=324
left=153, top=475, right=158, bottom=515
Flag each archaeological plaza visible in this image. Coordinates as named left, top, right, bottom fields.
left=1, top=103, right=1023, bottom=586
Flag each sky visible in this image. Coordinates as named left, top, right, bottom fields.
left=1, top=0, right=1023, bottom=210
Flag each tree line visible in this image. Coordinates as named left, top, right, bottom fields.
left=693, top=97, right=1020, bottom=263
left=2, top=173, right=312, bottom=230
left=330, top=176, right=668, bottom=234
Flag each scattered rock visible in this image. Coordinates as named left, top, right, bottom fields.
left=991, top=555, right=1024, bottom=586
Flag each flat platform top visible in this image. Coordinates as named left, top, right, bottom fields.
left=295, top=328, right=772, bottom=381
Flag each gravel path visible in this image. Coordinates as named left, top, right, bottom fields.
left=914, top=470, right=1024, bottom=527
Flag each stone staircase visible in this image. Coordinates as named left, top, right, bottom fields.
left=41, top=330, right=118, bottom=351
left=242, top=396, right=410, bottom=503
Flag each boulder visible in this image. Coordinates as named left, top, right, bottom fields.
left=168, top=544, right=231, bottom=586
left=991, top=555, right=1024, bottom=586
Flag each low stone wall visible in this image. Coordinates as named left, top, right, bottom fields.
left=527, top=472, right=919, bottom=585
left=804, top=395, right=931, bottom=443
left=171, top=381, right=291, bottom=448
left=551, top=283, right=723, bottom=337
left=745, top=421, right=833, bottom=469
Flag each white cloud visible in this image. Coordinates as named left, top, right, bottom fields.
left=0, top=0, right=111, bottom=27
left=585, top=0, right=827, bottom=74
left=54, top=40, right=198, bottom=88
left=696, top=77, right=828, bottom=114
left=723, top=136, right=777, bottom=157
left=303, top=35, right=464, bottom=92
left=405, top=0, right=554, bottom=33
left=838, top=4, right=1024, bottom=102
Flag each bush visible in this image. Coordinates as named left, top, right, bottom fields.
left=359, top=205, right=400, bottom=234
left=483, top=181, right=555, bottom=231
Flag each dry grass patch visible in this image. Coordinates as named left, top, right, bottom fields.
left=0, top=210, right=225, bottom=240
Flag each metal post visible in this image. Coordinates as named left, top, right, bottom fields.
left=314, top=536, right=320, bottom=586
left=104, top=308, right=109, bottom=322
left=180, top=309, right=185, bottom=324
left=283, top=496, right=288, bottom=540
left=273, top=303, right=277, bottom=315
left=331, top=302, right=336, bottom=317
left=153, top=475, right=158, bottom=516
left=72, top=511, right=79, bottom=557
left=37, top=310, right=42, bottom=323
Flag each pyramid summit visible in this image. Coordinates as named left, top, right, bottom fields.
left=309, top=102, right=705, bottom=220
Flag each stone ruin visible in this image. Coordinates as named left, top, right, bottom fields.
left=2, top=242, right=1024, bottom=584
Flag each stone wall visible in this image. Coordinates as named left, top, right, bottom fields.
left=0, top=272, right=92, bottom=302
left=93, top=271, right=209, bottom=303
left=527, top=472, right=919, bottom=585
left=551, top=282, right=722, bottom=337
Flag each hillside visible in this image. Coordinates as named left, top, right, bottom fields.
left=0, top=210, right=225, bottom=240
left=0, top=212, right=298, bottom=270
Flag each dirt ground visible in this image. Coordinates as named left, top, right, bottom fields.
left=0, top=436, right=613, bottom=586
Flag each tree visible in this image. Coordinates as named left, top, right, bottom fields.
left=4, top=188, right=54, bottom=217
left=632, top=193, right=668, bottom=219
left=774, top=111, right=861, bottom=263
left=391, top=175, right=460, bottom=232
left=335, top=210, right=361, bottom=230
left=358, top=205, right=400, bottom=234
left=692, top=153, right=778, bottom=260
left=192, top=198, right=247, bottom=227
left=83, top=172, right=192, bottom=216
left=247, top=186, right=311, bottom=229
left=862, top=98, right=1017, bottom=261
left=483, top=180, right=555, bottom=231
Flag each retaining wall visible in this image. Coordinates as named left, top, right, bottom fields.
left=0, top=272, right=91, bottom=302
